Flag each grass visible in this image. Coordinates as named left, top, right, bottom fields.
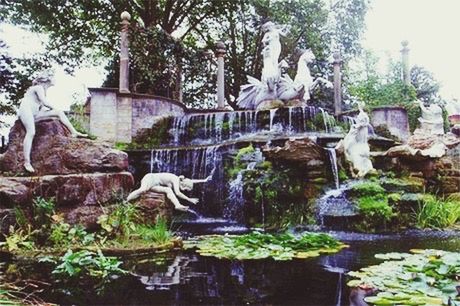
left=415, top=195, right=460, bottom=229
left=136, top=217, right=173, bottom=245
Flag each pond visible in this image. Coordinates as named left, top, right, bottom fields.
left=3, top=229, right=459, bottom=305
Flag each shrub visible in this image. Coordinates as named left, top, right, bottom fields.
left=350, top=181, right=385, bottom=198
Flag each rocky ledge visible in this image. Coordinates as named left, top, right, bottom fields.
left=0, top=119, right=128, bottom=175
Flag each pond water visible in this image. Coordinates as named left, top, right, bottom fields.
left=4, top=230, right=458, bottom=305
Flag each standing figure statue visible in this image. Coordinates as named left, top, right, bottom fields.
left=417, top=100, right=444, bottom=135
left=260, top=22, right=287, bottom=93
left=18, top=70, right=87, bottom=173
left=338, top=102, right=374, bottom=177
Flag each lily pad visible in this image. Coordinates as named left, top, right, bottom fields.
left=184, top=231, right=347, bottom=261
left=348, top=249, right=460, bottom=305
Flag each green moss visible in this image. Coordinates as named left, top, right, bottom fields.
left=127, top=117, right=173, bottom=149
left=350, top=181, right=385, bottom=197
left=305, top=113, right=326, bottom=131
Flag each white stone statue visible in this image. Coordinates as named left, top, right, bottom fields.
left=17, top=70, right=87, bottom=173
left=338, top=103, right=374, bottom=177
left=417, top=100, right=444, bottom=135
left=126, top=173, right=212, bottom=212
left=260, top=22, right=287, bottom=92
left=236, top=22, right=288, bottom=110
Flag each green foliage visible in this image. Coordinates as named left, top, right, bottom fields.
left=45, top=249, right=126, bottom=293
left=338, top=168, right=349, bottom=181
left=2, top=1, right=368, bottom=109
left=50, top=222, right=95, bottom=248
left=136, top=217, right=173, bottom=245
left=348, top=249, right=460, bottom=305
left=184, top=231, right=346, bottom=260
left=227, top=145, right=255, bottom=179
left=0, top=226, right=35, bottom=252
left=97, top=202, right=139, bottom=241
left=415, top=195, right=460, bottom=229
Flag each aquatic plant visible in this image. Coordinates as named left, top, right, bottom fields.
left=415, top=195, right=460, bottom=229
left=348, top=249, right=460, bottom=305
left=184, top=231, right=347, bottom=260
left=43, top=249, right=126, bottom=294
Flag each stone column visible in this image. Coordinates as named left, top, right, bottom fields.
left=119, top=11, right=131, bottom=93
left=333, top=52, right=342, bottom=116
left=401, top=40, right=410, bottom=85
left=215, top=41, right=226, bottom=109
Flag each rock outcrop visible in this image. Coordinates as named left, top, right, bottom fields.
left=262, top=137, right=325, bottom=166
left=0, top=119, right=127, bottom=175
left=0, top=119, right=136, bottom=232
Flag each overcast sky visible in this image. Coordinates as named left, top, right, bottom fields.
left=1, top=0, right=460, bottom=113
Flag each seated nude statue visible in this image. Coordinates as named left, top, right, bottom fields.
left=126, top=173, right=212, bottom=212
left=18, top=69, right=87, bottom=172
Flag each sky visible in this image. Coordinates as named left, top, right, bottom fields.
left=362, top=0, right=460, bottom=100
left=1, top=0, right=460, bottom=114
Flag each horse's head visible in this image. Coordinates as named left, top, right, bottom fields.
left=299, top=49, right=315, bottom=64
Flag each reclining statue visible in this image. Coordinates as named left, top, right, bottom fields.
left=17, top=69, right=87, bottom=172
left=126, top=172, right=211, bottom=212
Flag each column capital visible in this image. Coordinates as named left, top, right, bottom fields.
left=215, top=41, right=226, bottom=57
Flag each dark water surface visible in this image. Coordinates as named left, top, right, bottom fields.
left=3, top=230, right=460, bottom=305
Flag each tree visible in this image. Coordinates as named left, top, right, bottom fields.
left=1, top=0, right=368, bottom=110
left=410, top=65, right=441, bottom=103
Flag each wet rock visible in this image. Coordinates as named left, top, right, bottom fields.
left=0, top=172, right=134, bottom=207
left=263, top=137, right=325, bottom=167
left=65, top=206, right=105, bottom=231
left=380, top=178, right=424, bottom=193
left=0, top=119, right=128, bottom=176
left=398, top=193, right=424, bottom=213
left=256, top=100, right=284, bottom=110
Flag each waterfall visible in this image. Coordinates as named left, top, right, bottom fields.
left=326, top=148, right=339, bottom=189
left=269, top=108, right=277, bottom=131
left=224, top=161, right=257, bottom=222
left=214, top=112, right=225, bottom=142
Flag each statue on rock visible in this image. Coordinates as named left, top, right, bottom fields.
left=236, top=21, right=331, bottom=110
left=17, top=70, right=87, bottom=172
left=126, top=173, right=212, bottom=212
left=417, top=100, right=444, bottom=135
left=338, top=102, right=374, bottom=177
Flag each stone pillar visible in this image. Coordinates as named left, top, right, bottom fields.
left=333, top=52, right=342, bottom=116
left=119, top=11, right=131, bottom=93
left=401, top=40, right=410, bottom=85
left=215, top=41, right=226, bottom=109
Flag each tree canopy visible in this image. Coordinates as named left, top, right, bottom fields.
left=0, top=0, right=369, bottom=110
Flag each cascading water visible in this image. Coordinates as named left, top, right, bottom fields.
left=326, top=148, right=339, bottom=189
left=165, top=106, right=336, bottom=147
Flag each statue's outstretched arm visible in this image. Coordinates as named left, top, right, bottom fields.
left=172, top=181, right=199, bottom=205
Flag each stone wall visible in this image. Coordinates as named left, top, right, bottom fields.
left=88, top=88, right=186, bottom=143
left=371, top=107, right=410, bottom=142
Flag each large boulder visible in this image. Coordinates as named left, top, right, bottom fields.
left=262, top=137, right=325, bottom=168
left=0, top=119, right=128, bottom=176
left=64, top=191, right=173, bottom=230
left=0, top=172, right=134, bottom=208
